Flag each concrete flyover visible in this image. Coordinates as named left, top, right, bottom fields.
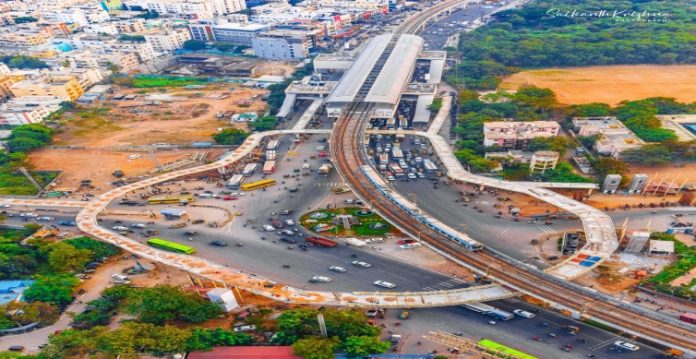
left=1, top=128, right=519, bottom=308
left=367, top=128, right=610, bottom=281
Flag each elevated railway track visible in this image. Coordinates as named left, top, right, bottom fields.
left=330, top=1, right=696, bottom=353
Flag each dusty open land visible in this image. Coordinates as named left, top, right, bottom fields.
left=53, top=83, right=267, bottom=147
left=30, top=148, right=225, bottom=190
left=500, top=65, right=696, bottom=106
left=29, top=82, right=263, bottom=190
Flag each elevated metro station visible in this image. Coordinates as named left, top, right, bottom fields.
left=278, top=33, right=446, bottom=127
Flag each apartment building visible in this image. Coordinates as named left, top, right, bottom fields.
left=189, top=22, right=270, bottom=45
left=0, top=32, right=48, bottom=47
left=11, top=76, right=84, bottom=101
left=251, top=30, right=313, bottom=60
left=50, top=68, right=104, bottom=89
left=483, top=121, right=560, bottom=149
left=0, top=75, right=20, bottom=99
left=99, top=52, right=140, bottom=72
left=133, top=0, right=245, bottom=16
left=40, top=9, right=89, bottom=27
left=144, top=29, right=191, bottom=52
left=113, top=20, right=147, bottom=33
left=0, top=96, right=63, bottom=126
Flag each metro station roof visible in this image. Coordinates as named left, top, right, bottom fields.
left=364, top=34, right=424, bottom=105
left=325, top=33, right=393, bottom=104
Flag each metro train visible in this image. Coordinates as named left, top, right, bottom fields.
left=360, top=165, right=483, bottom=252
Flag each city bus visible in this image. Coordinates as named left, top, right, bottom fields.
left=147, top=194, right=194, bottom=205
left=478, top=339, right=537, bottom=359
left=226, top=174, right=245, bottom=190
left=241, top=178, right=277, bottom=191
left=147, top=238, right=196, bottom=254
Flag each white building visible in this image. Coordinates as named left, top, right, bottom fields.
left=133, top=0, right=245, bottom=16
left=40, top=9, right=89, bottom=27
left=189, top=22, right=270, bottom=45
left=572, top=117, right=644, bottom=158
left=144, top=28, right=191, bottom=52
left=483, top=121, right=560, bottom=149
left=0, top=96, right=63, bottom=126
left=206, top=288, right=239, bottom=312
left=252, top=30, right=312, bottom=60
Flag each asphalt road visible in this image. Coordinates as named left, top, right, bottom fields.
left=388, top=298, right=665, bottom=359
left=92, top=133, right=468, bottom=293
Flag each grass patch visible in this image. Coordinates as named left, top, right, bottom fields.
left=299, top=208, right=394, bottom=238
left=132, top=75, right=211, bottom=88
left=0, top=170, right=59, bottom=195
left=644, top=232, right=696, bottom=300
left=58, top=107, right=123, bottom=139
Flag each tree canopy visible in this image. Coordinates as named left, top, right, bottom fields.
left=212, top=128, right=249, bottom=145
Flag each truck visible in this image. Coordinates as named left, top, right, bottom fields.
left=242, top=163, right=259, bottom=176
left=391, top=147, right=403, bottom=159
left=305, top=236, right=338, bottom=248
left=266, top=140, right=280, bottom=151
left=319, top=164, right=333, bottom=175
left=379, top=153, right=389, bottom=165
left=168, top=222, right=187, bottom=229
left=262, top=160, right=276, bottom=174
left=423, top=159, right=438, bottom=173
left=226, top=174, right=244, bottom=190
left=461, top=303, right=514, bottom=321
left=679, top=312, right=696, bottom=324
left=388, top=163, right=404, bottom=177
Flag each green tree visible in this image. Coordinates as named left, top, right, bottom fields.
left=23, top=275, right=79, bottom=308
left=341, top=335, right=391, bottom=358
left=592, top=157, right=628, bottom=178
left=47, top=242, right=92, bottom=273
left=527, top=136, right=576, bottom=156
left=65, top=236, right=120, bottom=261
left=97, top=322, right=190, bottom=356
left=123, top=285, right=222, bottom=325
left=186, top=328, right=252, bottom=351
left=621, top=144, right=675, bottom=165
left=0, top=55, right=48, bottom=69
left=249, top=116, right=278, bottom=132
left=6, top=138, right=45, bottom=153
left=42, top=327, right=107, bottom=359
left=292, top=336, right=340, bottom=359
left=183, top=40, right=207, bottom=51
left=212, top=128, right=249, bottom=145
left=570, top=103, right=612, bottom=117
left=323, top=309, right=379, bottom=339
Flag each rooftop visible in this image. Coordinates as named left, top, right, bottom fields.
left=326, top=33, right=392, bottom=104
left=365, top=34, right=423, bottom=105
left=187, top=346, right=301, bottom=359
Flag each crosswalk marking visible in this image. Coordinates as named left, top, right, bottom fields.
left=314, top=182, right=346, bottom=187
left=422, top=278, right=467, bottom=291
left=536, top=224, right=555, bottom=234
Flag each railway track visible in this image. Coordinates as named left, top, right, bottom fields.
left=329, top=3, right=696, bottom=349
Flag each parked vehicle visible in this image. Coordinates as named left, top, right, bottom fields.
left=131, top=223, right=148, bottom=229
left=58, top=220, right=77, bottom=226
left=209, top=240, right=228, bottom=247
left=112, top=226, right=129, bottom=232
left=262, top=225, right=276, bottom=232
left=305, top=236, right=338, bottom=248
left=233, top=325, right=256, bottom=332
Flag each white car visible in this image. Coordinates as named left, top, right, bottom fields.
left=309, top=276, right=332, bottom=283
left=513, top=309, right=535, bottom=318
left=20, top=212, right=38, bottom=218
left=262, top=225, right=276, bottom=232
left=37, top=216, right=54, bottom=221
left=614, top=341, right=640, bottom=351
left=351, top=261, right=372, bottom=268
left=131, top=223, right=148, bottom=229
left=112, top=226, right=129, bottom=232
left=0, top=204, right=10, bottom=208
left=233, top=325, right=256, bottom=332
left=285, top=219, right=295, bottom=226
left=374, top=280, right=396, bottom=289
left=329, top=266, right=347, bottom=273
left=407, top=173, right=417, bottom=180
left=387, top=175, right=396, bottom=181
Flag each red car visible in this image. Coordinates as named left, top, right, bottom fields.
left=396, top=239, right=417, bottom=245
left=223, top=196, right=238, bottom=201
left=318, top=151, right=327, bottom=157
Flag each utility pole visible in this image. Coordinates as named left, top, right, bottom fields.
left=317, top=313, right=327, bottom=337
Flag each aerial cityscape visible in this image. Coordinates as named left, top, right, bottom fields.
left=0, top=0, right=694, bottom=358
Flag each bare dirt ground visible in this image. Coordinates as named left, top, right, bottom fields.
left=628, top=163, right=696, bottom=187
left=254, top=61, right=296, bottom=77
left=53, top=84, right=267, bottom=147
left=29, top=148, right=224, bottom=190
left=585, top=193, right=681, bottom=211
left=500, top=65, right=696, bottom=106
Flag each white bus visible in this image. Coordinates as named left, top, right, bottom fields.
left=226, top=174, right=245, bottom=190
